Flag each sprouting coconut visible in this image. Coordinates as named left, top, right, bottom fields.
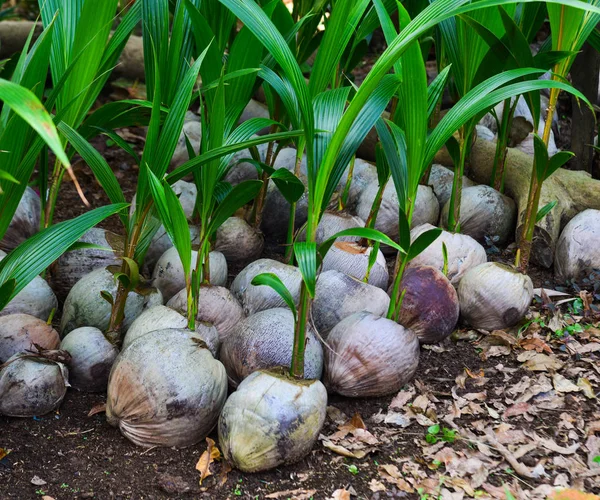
left=231, top=258, right=303, bottom=315
left=297, top=211, right=365, bottom=244
left=60, top=267, right=163, bottom=338
left=50, top=227, right=124, bottom=300
left=554, top=209, right=600, bottom=283
left=60, top=327, right=119, bottom=392
left=427, top=164, right=475, bottom=208
left=324, top=311, right=420, bottom=397
left=122, top=305, right=219, bottom=356
left=106, top=328, right=227, bottom=448
left=408, top=223, right=487, bottom=286
left=171, top=111, right=202, bottom=168
left=0, top=314, right=60, bottom=362
left=346, top=158, right=378, bottom=211
left=458, top=262, right=533, bottom=331
left=0, top=251, right=57, bottom=321
left=151, top=248, right=227, bottom=302
left=0, top=186, right=40, bottom=253
left=356, top=183, right=440, bottom=239
left=440, top=185, right=517, bottom=246
left=0, top=347, right=70, bottom=417
left=321, top=242, right=389, bottom=290
left=394, top=266, right=459, bottom=344
left=167, top=285, right=244, bottom=340
left=144, top=225, right=200, bottom=276
left=219, top=308, right=323, bottom=388
left=218, top=369, right=327, bottom=472
left=312, top=270, right=390, bottom=336
left=223, top=143, right=267, bottom=185
left=214, top=217, right=264, bottom=263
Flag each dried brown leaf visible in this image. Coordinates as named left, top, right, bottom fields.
left=87, top=402, right=107, bottom=417
left=553, top=373, right=581, bottom=394
left=519, top=352, right=564, bottom=372
left=265, top=489, right=317, bottom=499
left=195, top=437, right=221, bottom=485
left=330, top=488, right=351, bottom=500
left=519, top=337, right=553, bottom=354
left=577, top=378, right=596, bottom=399
left=368, top=479, right=386, bottom=492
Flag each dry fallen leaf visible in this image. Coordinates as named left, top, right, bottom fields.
left=389, top=387, right=416, bottom=409
left=195, top=437, right=221, bottom=485
left=550, top=489, right=600, bottom=500
left=577, top=378, right=596, bottom=399
left=519, top=337, right=553, bottom=354
left=31, top=476, right=47, bottom=486
left=369, top=479, right=386, bottom=492
left=553, top=373, right=581, bottom=394
left=378, top=464, right=414, bottom=493
left=519, top=352, right=564, bottom=372
left=330, top=488, right=351, bottom=500
left=87, top=402, right=107, bottom=417
left=0, top=448, right=10, bottom=461
left=265, top=489, right=317, bottom=499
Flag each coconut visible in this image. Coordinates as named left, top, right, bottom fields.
left=346, top=159, right=378, bottom=211
left=408, top=223, right=487, bottom=287
left=440, top=185, right=517, bottom=246
left=218, top=369, right=327, bottom=472
left=231, top=258, right=303, bottom=315
left=475, top=124, right=496, bottom=142
left=427, top=164, right=476, bottom=208
left=0, top=314, right=60, bottom=362
left=297, top=211, right=365, bottom=244
left=144, top=225, right=200, bottom=276
left=458, top=262, right=533, bottom=331
left=321, top=242, right=389, bottom=290
left=171, top=111, right=201, bottom=167
left=0, top=350, right=70, bottom=417
left=60, top=327, right=119, bottom=392
left=356, top=183, right=440, bottom=241
left=395, top=266, right=459, bottom=344
left=219, top=308, right=323, bottom=388
left=151, top=248, right=228, bottom=302
left=130, top=180, right=197, bottom=220
left=223, top=142, right=267, bottom=185
left=60, top=267, right=163, bottom=337
left=166, top=285, right=244, bottom=340
left=312, top=270, right=390, bottom=336
left=50, top=227, right=124, bottom=300
left=0, top=186, right=40, bottom=253
left=214, top=217, right=263, bottom=263
left=324, top=311, right=420, bottom=397
left=0, top=250, right=57, bottom=321
left=122, top=305, right=219, bottom=356
left=555, top=209, right=600, bottom=283
left=106, top=328, right=227, bottom=448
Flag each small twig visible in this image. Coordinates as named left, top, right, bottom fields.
left=140, top=446, right=157, bottom=456
left=484, top=429, right=535, bottom=479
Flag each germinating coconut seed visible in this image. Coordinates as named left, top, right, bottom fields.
left=218, top=369, right=327, bottom=473
left=122, top=305, right=219, bottom=356
left=0, top=314, right=60, bottom=363
left=0, top=186, right=40, bottom=253
left=296, top=211, right=365, bottom=244
left=458, top=262, right=533, bottom=331
left=214, top=216, right=264, bottom=263
left=166, top=285, right=245, bottom=340
left=106, top=328, right=227, bottom=448
left=427, top=164, right=475, bottom=208
left=219, top=308, right=323, bottom=388
left=321, top=242, right=389, bottom=290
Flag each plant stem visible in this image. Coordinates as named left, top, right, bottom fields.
left=290, top=282, right=309, bottom=378
left=387, top=256, right=408, bottom=321
left=359, top=179, right=388, bottom=248
left=447, top=126, right=469, bottom=233
left=338, top=156, right=355, bottom=211
left=285, top=150, right=304, bottom=263
left=490, top=99, right=514, bottom=193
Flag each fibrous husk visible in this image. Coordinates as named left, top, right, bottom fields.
left=408, top=223, right=487, bottom=287
left=122, top=305, right=219, bottom=357
left=0, top=250, right=57, bottom=321
left=60, top=267, right=163, bottom=337
left=346, top=158, right=378, bottom=211
left=321, top=242, right=389, bottom=290
left=0, top=350, right=69, bottom=417
left=297, top=211, right=365, bottom=244
left=219, top=308, right=323, bottom=388
left=356, top=183, right=440, bottom=240
left=395, top=266, right=459, bottom=344
left=151, top=248, right=227, bottom=303
left=0, top=313, right=60, bottom=363
left=144, top=225, right=199, bottom=276
left=440, top=185, right=517, bottom=246
left=166, top=285, right=244, bottom=340
left=106, top=328, right=227, bottom=448
left=458, top=262, right=533, bottom=331
left=223, top=142, right=267, bottom=185
left=218, top=370, right=327, bottom=472
left=230, top=258, right=302, bottom=316
left=0, top=186, right=40, bottom=253
left=554, top=209, right=600, bottom=283
left=427, top=164, right=476, bottom=208
left=214, top=217, right=264, bottom=263
left=324, top=311, right=419, bottom=397
left=60, top=327, right=118, bottom=392
left=312, top=270, right=390, bottom=336
left=171, top=112, right=201, bottom=168
left=50, top=227, right=123, bottom=301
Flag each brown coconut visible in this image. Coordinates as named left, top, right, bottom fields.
left=0, top=314, right=60, bottom=362
left=458, top=262, right=533, bottom=331
left=440, top=185, right=517, bottom=246
left=324, top=311, right=419, bottom=397
left=408, top=223, right=487, bottom=287
left=554, top=209, right=600, bottom=283
left=214, top=217, right=264, bottom=263
left=395, top=266, right=459, bottom=344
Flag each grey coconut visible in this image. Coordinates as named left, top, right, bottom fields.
left=218, top=370, right=327, bottom=472
left=321, top=242, right=389, bottom=290
left=427, top=164, right=475, bottom=208
left=214, top=217, right=263, bottom=263
left=60, top=327, right=118, bottom=392
left=297, top=211, right=365, bottom=244
left=219, top=308, right=323, bottom=388
left=106, top=328, right=227, bottom=448
left=0, top=186, right=40, bottom=253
